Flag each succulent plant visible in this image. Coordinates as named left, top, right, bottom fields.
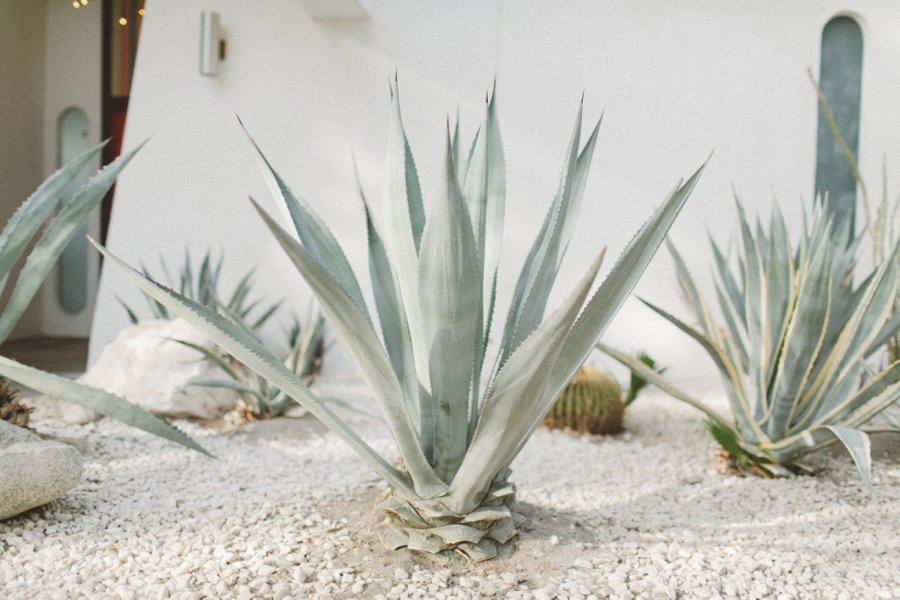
left=809, top=69, right=899, bottom=365
left=0, top=377, right=31, bottom=428
left=0, top=142, right=207, bottom=455
left=544, top=350, right=664, bottom=434
left=600, top=200, right=899, bottom=484
left=623, top=351, right=665, bottom=407
left=121, top=249, right=309, bottom=421
left=94, top=81, right=703, bottom=562
left=119, top=249, right=281, bottom=335
left=544, top=366, right=624, bottom=434
left=186, top=306, right=326, bottom=420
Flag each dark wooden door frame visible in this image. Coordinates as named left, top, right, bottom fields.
left=100, top=0, right=143, bottom=243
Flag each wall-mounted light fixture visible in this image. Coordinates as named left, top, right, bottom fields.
left=200, top=11, right=224, bottom=76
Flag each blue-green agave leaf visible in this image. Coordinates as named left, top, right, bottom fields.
left=639, top=296, right=768, bottom=444
left=250, top=199, right=446, bottom=498
left=505, top=108, right=602, bottom=359
left=865, top=312, right=900, bottom=358
left=0, top=141, right=144, bottom=343
left=713, top=281, right=749, bottom=366
left=711, top=238, right=745, bottom=327
left=449, top=247, right=605, bottom=513
left=92, top=238, right=418, bottom=498
left=241, top=124, right=370, bottom=320
left=353, top=157, right=421, bottom=432
left=419, top=131, right=481, bottom=482
left=824, top=425, right=872, bottom=488
left=544, top=164, right=705, bottom=398
left=0, top=141, right=105, bottom=287
left=597, top=342, right=730, bottom=425
left=381, top=79, right=432, bottom=391
left=765, top=237, right=833, bottom=439
left=0, top=355, right=209, bottom=456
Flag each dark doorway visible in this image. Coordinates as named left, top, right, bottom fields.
left=101, top=0, right=145, bottom=243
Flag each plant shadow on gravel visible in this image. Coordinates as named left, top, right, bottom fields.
left=222, top=415, right=330, bottom=445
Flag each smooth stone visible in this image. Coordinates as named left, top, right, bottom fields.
left=78, top=318, right=238, bottom=420
left=0, top=420, right=83, bottom=520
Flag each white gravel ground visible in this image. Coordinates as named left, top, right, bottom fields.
left=1, top=383, right=898, bottom=600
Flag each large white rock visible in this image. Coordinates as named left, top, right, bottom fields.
left=0, top=420, right=83, bottom=520
left=79, top=319, right=238, bottom=420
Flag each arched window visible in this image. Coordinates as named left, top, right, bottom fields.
left=57, top=107, right=91, bottom=315
left=814, top=16, right=863, bottom=238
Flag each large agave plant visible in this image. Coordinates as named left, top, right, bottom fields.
left=94, top=81, right=703, bottom=562
left=600, top=200, right=899, bottom=484
left=0, top=142, right=207, bottom=455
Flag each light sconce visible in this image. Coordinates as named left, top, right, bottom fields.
left=200, top=11, right=225, bottom=76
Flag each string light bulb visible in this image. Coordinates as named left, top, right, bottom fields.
left=118, top=17, right=127, bottom=26
left=72, top=1, right=80, bottom=7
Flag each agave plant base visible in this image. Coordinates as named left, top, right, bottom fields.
left=712, top=447, right=801, bottom=479
left=378, top=473, right=525, bottom=564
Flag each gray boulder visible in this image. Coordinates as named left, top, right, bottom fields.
left=0, top=420, right=83, bottom=520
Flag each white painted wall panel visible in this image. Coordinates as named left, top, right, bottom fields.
left=91, top=0, right=900, bottom=388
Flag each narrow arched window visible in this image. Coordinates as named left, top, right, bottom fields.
left=814, top=16, right=864, bottom=238
left=57, top=107, right=91, bottom=315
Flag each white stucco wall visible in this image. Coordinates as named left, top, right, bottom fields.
left=0, top=0, right=47, bottom=339
left=90, top=0, right=900, bottom=387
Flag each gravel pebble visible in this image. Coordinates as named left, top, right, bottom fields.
left=0, top=385, right=896, bottom=599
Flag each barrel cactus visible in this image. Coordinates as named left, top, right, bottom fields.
left=95, top=80, right=704, bottom=562
left=545, top=366, right=624, bottom=434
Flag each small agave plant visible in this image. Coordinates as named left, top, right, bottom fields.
left=600, top=200, right=899, bottom=484
left=187, top=309, right=326, bottom=419
left=119, top=249, right=282, bottom=334
left=0, top=142, right=207, bottom=455
left=94, top=81, right=703, bottom=562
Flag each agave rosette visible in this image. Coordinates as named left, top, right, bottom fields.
left=600, top=200, right=899, bottom=484
left=95, top=81, right=703, bottom=561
